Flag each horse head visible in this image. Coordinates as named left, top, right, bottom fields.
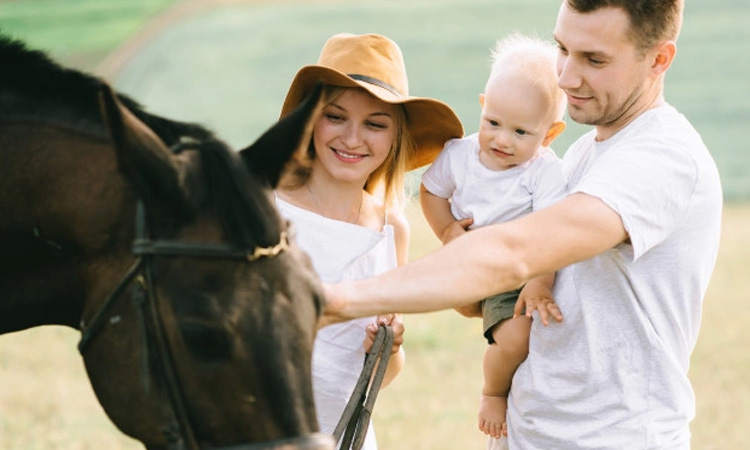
left=0, top=33, right=333, bottom=448
left=76, top=83, right=332, bottom=449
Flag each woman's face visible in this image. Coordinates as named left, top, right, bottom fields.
left=312, top=88, right=398, bottom=185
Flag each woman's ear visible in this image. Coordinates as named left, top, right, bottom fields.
left=542, top=121, right=566, bottom=147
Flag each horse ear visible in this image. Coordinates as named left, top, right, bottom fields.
left=239, top=82, right=324, bottom=188
left=98, top=82, right=190, bottom=217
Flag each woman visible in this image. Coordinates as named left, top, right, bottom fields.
left=275, top=33, right=463, bottom=449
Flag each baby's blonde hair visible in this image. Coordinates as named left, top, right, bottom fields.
left=486, top=33, right=566, bottom=122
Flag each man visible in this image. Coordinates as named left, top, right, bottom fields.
left=323, top=1, right=722, bottom=448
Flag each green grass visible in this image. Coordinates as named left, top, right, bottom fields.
left=102, top=0, right=750, bottom=200
left=0, top=0, right=176, bottom=68
left=2, top=0, right=748, bottom=197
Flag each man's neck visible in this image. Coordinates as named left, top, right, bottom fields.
left=595, top=88, right=665, bottom=142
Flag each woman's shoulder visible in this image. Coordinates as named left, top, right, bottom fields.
left=359, top=191, right=388, bottom=231
left=361, top=192, right=408, bottom=234
left=385, top=206, right=409, bottom=266
left=387, top=207, right=409, bottom=236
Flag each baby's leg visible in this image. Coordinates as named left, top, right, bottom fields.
left=479, top=315, right=532, bottom=438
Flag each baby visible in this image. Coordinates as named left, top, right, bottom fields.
left=420, top=33, right=567, bottom=438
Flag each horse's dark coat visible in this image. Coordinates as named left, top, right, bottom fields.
left=0, top=34, right=330, bottom=449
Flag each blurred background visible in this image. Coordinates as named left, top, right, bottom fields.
left=1, top=0, right=748, bottom=449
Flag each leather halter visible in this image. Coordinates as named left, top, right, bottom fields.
left=78, top=201, right=332, bottom=450
left=333, top=325, right=394, bottom=450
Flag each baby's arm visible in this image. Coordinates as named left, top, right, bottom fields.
left=514, top=272, right=563, bottom=325
left=420, top=183, right=479, bottom=316
left=419, top=183, right=473, bottom=244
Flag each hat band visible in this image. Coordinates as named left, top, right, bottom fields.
left=348, top=74, right=402, bottom=98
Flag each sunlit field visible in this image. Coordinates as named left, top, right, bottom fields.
left=0, top=204, right=747, bottom=449
left=1, top=0, right=748, bottom=448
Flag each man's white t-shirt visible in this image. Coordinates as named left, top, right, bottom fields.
left=421, top=133, right=567, bottom=227
left=506, top=104, right=723, bottom=449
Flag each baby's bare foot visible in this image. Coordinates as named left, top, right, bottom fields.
left=478, top=394, right=508, bottom=438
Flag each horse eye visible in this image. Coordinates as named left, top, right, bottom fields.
left=179, top=319, right=234, bottom=363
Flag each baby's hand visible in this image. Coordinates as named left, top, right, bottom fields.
left=515, top=282, right=563, bottom=326
left=363, top=313, right=404, bottom=355
left=440, top=217, right=474, bottom=244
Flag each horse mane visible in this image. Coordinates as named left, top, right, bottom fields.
left=0, top=34, right=279, bottom=246
left=0, top=34, right=214, bottom=146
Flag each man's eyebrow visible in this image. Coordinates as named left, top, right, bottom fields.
left=554, top=39, right=610, bottom=60
left=582, top=50, right=610, bottom=59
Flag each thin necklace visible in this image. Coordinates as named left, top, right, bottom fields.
left=306, top=184, right=363, bottom=224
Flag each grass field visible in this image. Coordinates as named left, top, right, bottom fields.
left=106, top=0, right=750, bottom=200
left=2, top=0, right=748, bottom=198
left=0, top=0, right=175, bottom=69
left=0, top=204, right=748, bottom=449
left=1, top=0, right=749, bottom=448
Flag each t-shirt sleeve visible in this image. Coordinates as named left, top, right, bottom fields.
left=531, top=155, right=568, bottom=212
left=421, top=139, right=458, bottom=199
left=570, top=138, right=698, bottom=261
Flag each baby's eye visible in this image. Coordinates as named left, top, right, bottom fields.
left=515, top=129, right=528, bottom=136
left=489, top=120, right=499, bottom=127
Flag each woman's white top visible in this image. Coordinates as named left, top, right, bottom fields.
left=276, top=197, right=398, bottom=450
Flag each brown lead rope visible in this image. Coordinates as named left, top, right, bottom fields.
left=333, top=324, right=395, bottom=450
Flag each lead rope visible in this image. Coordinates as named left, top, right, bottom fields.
left=333, top=325, right=395, bottom=450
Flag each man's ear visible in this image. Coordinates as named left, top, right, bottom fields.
left=542, top=121, right=566, bottom=147
left=651, top=40, right=676, bottom=76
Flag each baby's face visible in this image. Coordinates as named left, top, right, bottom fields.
left=478, top=72, right=555, bottom=171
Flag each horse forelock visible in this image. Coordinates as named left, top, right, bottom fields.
left=193, top=140, right=282, bottom=248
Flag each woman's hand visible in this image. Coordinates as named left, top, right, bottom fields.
left=363, top=313, right=404, bottom=355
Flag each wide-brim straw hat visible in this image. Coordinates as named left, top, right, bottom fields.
left=281, top=33, right=464, bottom=170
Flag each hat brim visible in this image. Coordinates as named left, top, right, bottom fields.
left=281, top=65, right=464, bottom=170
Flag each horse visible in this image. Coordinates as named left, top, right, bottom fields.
left=0, top=35, right=334, bottom=450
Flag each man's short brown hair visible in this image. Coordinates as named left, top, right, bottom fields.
left=566, top=0, right=683, bottom=53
